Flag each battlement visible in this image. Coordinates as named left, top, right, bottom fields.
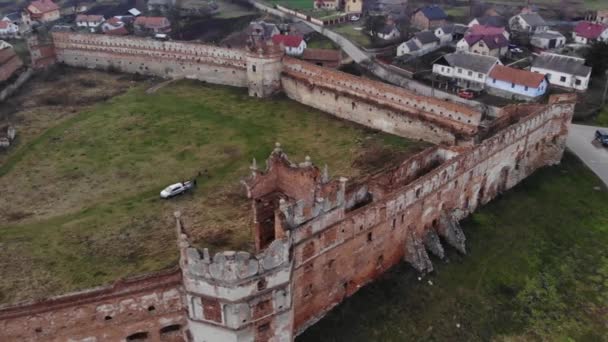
left=282, top=58, right=482, bottom=140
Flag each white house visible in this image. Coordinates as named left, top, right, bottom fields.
left=530, top=53, right=592, bottom=91
left=509, top=13, right=548, bottom=33
left=396, top=30, right=439, bottom=56
left=0, top=20, right=20, bottom=39
left=271, top=34, right=307, bottom=56
left=486, top=65, right=548, bottom=101
left=432, top=52, right=502, bottom=90
left=530, top=30, right=566, bottom=50
left=75, top=14, right=105, bottom=29
left=376, top=24, right=400, bottom=40
left=572, top=21, right=608, bottom=44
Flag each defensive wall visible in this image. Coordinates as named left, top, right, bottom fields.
left=0, top=31, right=579, bottom=341
left=0, top=269, right=185, bottom=342
left=51, top=32, right=249, bottom=88
left=46, top=32, right=481, bottom=145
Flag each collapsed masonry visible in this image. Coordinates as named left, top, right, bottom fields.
left=0, top=33, right=577, bottom=342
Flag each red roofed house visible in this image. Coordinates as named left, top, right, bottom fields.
left=271, top=34, right=307, bottom=56
left=0, top=20, right=20, bottom=39
left=572, top=21, right=608, bottom=44
left=0, top=47, right=24, bottom=83
left=457, top=25, right=510, bottom=57
left=301, top=48, right=342, bottom=68
left=134, top=16, right=171, bottom=36
left=102, top=17, right=129, bottom=36
left=22, top=0, right=60, bottom=25
left=75, top=14, right=105, bottom=29
left=486, top=65, right=548, bottom=101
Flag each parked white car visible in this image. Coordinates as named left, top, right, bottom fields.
left=160, top=180, right=195, bottom=199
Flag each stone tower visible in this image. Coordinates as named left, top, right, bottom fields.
left=175, top=211, right=294, bottom=342
left=246, top=37, right=283, bottom=98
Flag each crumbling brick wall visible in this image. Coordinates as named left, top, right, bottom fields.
left=281, top=58, right=482, bottom=145
left=0, top=269, right=186, bottom=342
left=51, top=32, right=248, bottom=87
left=289, top=99, right=574, bottom=333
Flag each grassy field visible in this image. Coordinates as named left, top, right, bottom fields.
left=298, top=152, right=608, bottom=341
left=0, top=75, right=426, bottom=305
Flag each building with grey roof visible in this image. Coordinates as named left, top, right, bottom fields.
left=531, top=53, right=591, bottom=91
left=432, top=52, right=502, bottom=90
left=509, top=12, right=548, bottom=33
left=531, top=30, right=566, bottom=50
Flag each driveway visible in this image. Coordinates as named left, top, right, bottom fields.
left=566, top=124, right=608, bottom=186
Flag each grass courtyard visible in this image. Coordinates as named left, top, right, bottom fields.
left=0, top=72, right=425, bottom=304
left=298, top=152, right=608, bottom=341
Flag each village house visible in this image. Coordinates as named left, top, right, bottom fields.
left=2, top=12, right=21, bottom=26
left=0, top=21, right=20, bottom=39
left=0, top=47, right=24, bottom=83
left=596, top=9, right=608, bottom=25
left=486, top=65, right=548, bottom=101
left=344, top=0, right=363, bottom=14
left=101, top=17, right=129, bottom=36
left=457, top=25, right=509, bottom=57
left=272, top=34, right=307, bottom=56
left=148, top=0, right=176, bottom=13
left=531, top=30, right=566, bottom=50
left=396, top=30, right=439, bottom=57
left=248, top=21, right=280, bottom=42
left=301, top=48, right=342, bottom=68
left=432, top=52, right=501, bottom=90
left=468, top=16, right=507, bottom=28
left=509, top=12, right=548, bottom=34
left=411, top=5, right=447, bottom=30
left=530, top=53, right=591, bottom=91
left=0, top=125, right=16, bottom=148
left=314, top=0, right=339, bottom=10
left=133, top=16, right=171, bottom=36
left=22, top=0, right=61, bottom=26
left=572, top=21, right=608, bottom=44
left=376, top=24, right=400, bottom=40
left=435, top=24, right=467, bottom=43
left=75, top=14, right=105, bottom=30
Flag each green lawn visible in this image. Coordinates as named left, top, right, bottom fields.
left=298, top=152, right=608, bottom=341
left=595, top=106, right=608, bottom=127
left=333, top=24, right=372, bottom=48
left=0, top=80, right=425, bottom=304
left=267, top=0, right=314, bottom=10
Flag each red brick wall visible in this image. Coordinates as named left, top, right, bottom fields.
left=0, top=269, right=186, bottom=342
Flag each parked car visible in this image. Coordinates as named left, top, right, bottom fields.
left=458, top=89, right=478, bottom=99
left=595, top=129, right=608, bottom=147
left=350, top=15, right=360, bottom=21
left=160, top=180, right=196, bottom=199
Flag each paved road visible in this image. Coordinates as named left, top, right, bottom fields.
left=566, top=124, right=608, bottom=186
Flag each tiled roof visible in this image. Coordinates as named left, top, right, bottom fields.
left=134, top=16, right=170, bottom=29
left=76, top=14, right=104, bottom=22
left=272, top=34, right=304, bottom=48
left=302, top=48, right=341, bottom=61
left=468, top=24, right=506, bottom=36
left=414, top=30, right=439, bottom=44
left=473, top=16, right=507, bottom=28
left=105, top=26, right=129, bottom=36
left=0, top=47, right=17, bottom=64
left=417, top=5, right=447, bottom=20
left=465, top=33, right=509, bottom=49
left=0, top=21, right=11, bottom=29
left=532, top=30, right=565, bottom=40
left=574, top=21, right=607, bottom=39
left=532, top=53, right=591, bottom=77
left=518, top=13, right=546, bottom=27
left=29, top=0, right=59, bottom=13
left=489, top=65, right=546, bottom=88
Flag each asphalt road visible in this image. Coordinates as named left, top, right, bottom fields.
left=566, top=124, right=608, bottom=186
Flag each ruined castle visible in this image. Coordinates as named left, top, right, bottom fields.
left=0, top=32, right=576, bottom=342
